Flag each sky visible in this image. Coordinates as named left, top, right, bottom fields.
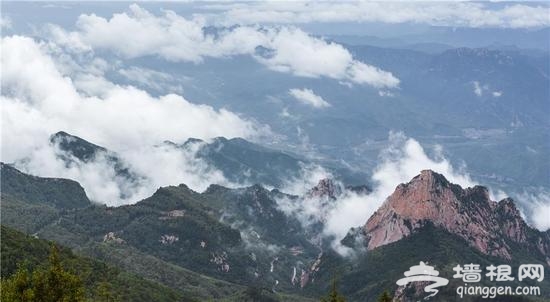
left=1, top=1, right=549, bottom=233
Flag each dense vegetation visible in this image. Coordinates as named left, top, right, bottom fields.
left=2, top=164, right=549, bottom=301
left=1, top=226, right=183, bottom=302
left=2, top=245, right=86, bottom=302
left=335, top=224, right=550, bottom=301
left=320, top=279, right=346, bottom=302
left=0, top=163, right=90, bottom=209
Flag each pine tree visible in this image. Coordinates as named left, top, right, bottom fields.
left=377, top=290, right=392, bottom=302
left=1, top=266, right=34, bottom=302
left=320, top=278, right=346, bottom=302
left=1, top=244, right=85, bottom=302
left=95, top=281, right=119, bottom=302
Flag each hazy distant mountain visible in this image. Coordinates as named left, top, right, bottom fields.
left=51, top=131, right=368, bottom=193
left=157, top=43, right=549, bottom=191
left=171, top=137, right=306, bottom=188
left=329, top=27, right=550, bottom=51
left=51, top=131, right=141, bottom=185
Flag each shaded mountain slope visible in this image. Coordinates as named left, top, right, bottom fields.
left=1, top=162, right=90, bottom=209
left=335, top=225, right=550, bottom=301
left=3, top=164, right=549, bottom=301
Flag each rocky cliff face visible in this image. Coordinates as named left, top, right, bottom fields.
left=306, top=178, right=342, bottom=199
left=363, top=170, right=550, bottom=261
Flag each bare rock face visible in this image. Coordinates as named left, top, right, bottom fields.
left=393, top=280, right=432, bottom=302
left=363, top=170, right=550, bottom=260
left=307, top=178, right=342, bottom=199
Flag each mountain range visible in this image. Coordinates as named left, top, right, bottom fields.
left=1, top=132, right=549, bottom=301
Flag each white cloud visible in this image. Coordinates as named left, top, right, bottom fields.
left=205, top=2, right=550, bottom=28
left=312, top=132, right=550, bottom=251
left=531, top=201, right=550, bottom=231
left=1, top=35, right=260, bottom=151
left=322, top=132, right=478, bottom=246
left=473, top=81, right=484, bottom=96
left=15, top=137, right=232, bottom=206
left=378, top=90, right=394, bottom=97
left=1, top=15, right=12, bottom=29
left=274, top=131, right=492, bottom=255
left=73, top=73, right=117, bottom=96
left=289, top=88, right=330, bottom=108
left=517, top=190, right=550, bottom=231
left=45, top=23, right=92, bottom=53
left=47, top=5, right=399, bottom=88
left=118, top=66, right=186, bottom=94
left=279, top=107, right=292, bottom=118
left=473, top=81, right=503, bottom=98
left=281, top=163, right=333, bottom=196
left=1, top=35, right=262, bottom=205
left=254, top=27, right=399, bottom=88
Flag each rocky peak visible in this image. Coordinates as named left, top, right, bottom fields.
left=363, top=170, right=549, bottom=260
left=307, top=178, right=342, bottom=199
left=184, top=138, right=204, bottom=145
left=496, top=197, right=522, bottom=218
left=49, top=132, right=139, bottom=193
left=495, top=198, right=530, bottom=245
left=204, top=184, right=231, bottom=195
left=50, top=131, right=107, bottom=162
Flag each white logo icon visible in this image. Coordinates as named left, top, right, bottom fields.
left=396, top=262, right=449, bottom=300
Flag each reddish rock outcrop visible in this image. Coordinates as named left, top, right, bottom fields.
left=363, top=170, right=550, bottom=260
left=307, top=178, right=341, bottom=199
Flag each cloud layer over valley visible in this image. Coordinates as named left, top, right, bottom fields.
left=1, top=35, right=259, bottom=205
left=0, top=4, right=401, bottom=206
left=1, top=2, right=548, bottom=244
left=47, top=4, right=399, bottom=89
left=273, top=132, right=550, bottom=254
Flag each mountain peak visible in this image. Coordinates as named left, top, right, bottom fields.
left=50, top=131, right=107, bottom=162
left=307, top=178, right=342, bottom=199
left=405, top=169, right=452, bottom=188
left=363, top=171, right=550, bottom=260
left=184, top=137, right=204, bottom=145
left=419, top=169, right=445, bottom=179
left=496, top=197, right=521, bottom=216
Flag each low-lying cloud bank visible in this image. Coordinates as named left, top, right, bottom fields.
left=1, top=35, right=260, bottom=205
left=46, top=4, right=399, bottom=89
left=323, top=132, right=478, bottom=242
left=274, top=132, right=550, bottom=254
left=518, top=189, right=550, bottom=231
